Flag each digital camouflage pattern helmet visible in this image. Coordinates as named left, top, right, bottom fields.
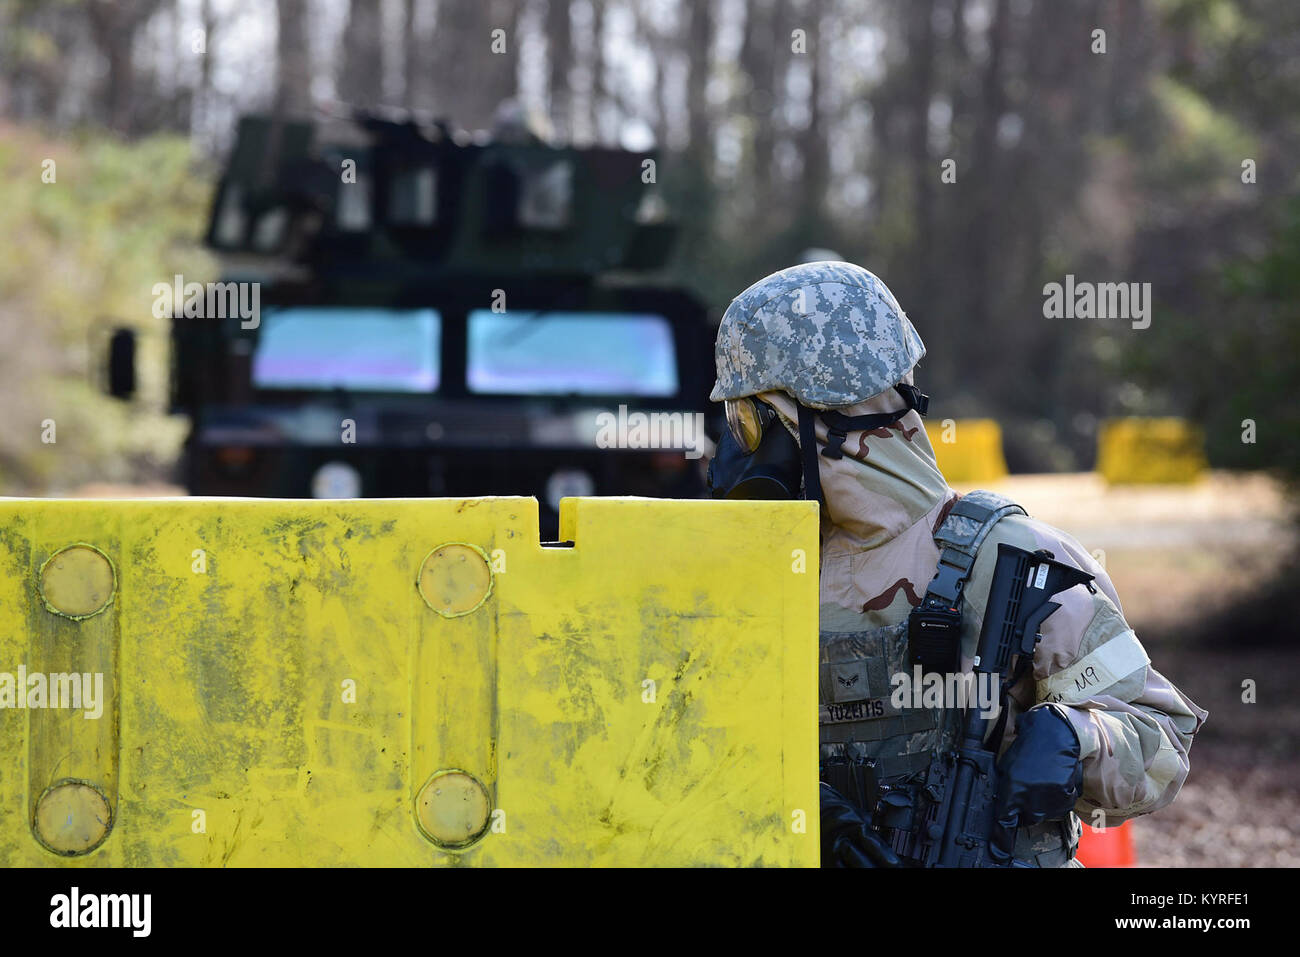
left=710, top=261, right=927, bottom=409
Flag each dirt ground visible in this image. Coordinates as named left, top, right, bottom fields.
left=64, top=471, right=1300, bottom=866
left=959, top=471, right=1299, bottom=867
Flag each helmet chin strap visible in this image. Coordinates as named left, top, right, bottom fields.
left=797, top=403, right=823, bottom=504
left=794, top=383, right=930, bottom=503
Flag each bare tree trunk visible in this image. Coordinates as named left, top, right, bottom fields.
left=963, top=0, right=1010, bottom=368
left=769, top=0, right=799, bottom=193
left=87, top=0, right=165, bottom=134
left=339, top=0, right=384, bottom=109
left=432, top=0, right=519, bottom=133
left=275, top=0, right=312, bottom=117
left=547, top=0, right=573, bottom=140
left=0, top=3, right=54, bottom=122
left=907, top=0, right=937, bottom=328
left=740, top=0, right=777, bottom=198
left=0, top=3, right=11, bottom=116
left=102, top=26, right=134, bottom=131
left=673, top=0, right=719, bottom=290
left=625, top=0, right=674, bottom=147
left=799, top=1, right=832, bottom=237
left=403, top=0, right=421, bottom=109
left=194, top=0, right=217, bottom=138
left=588, top=0, right=609, bottom=142
left=685, top=0, right=714, bottom=161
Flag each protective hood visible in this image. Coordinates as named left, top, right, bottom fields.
left=761, top=378, right=951, bottom=554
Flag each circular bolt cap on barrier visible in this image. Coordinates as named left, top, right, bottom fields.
left=34, top=781, right=113, bottom=856
left=416, top=770, right=491, bottom=849
left=417, top=543, right=493, bottom=618
left=39, top=544, right=116, bottom=620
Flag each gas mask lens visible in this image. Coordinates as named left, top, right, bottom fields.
left=724, top=397, right=776, bottom=454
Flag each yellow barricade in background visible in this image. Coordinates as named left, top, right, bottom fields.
left=0, top=496, right=820, bottom=866
left=1096, top=417, right=1207, bottom=484
left=923, top=418, right=1009, bottom=483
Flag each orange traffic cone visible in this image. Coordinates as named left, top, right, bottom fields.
left=1076, top=820, right=1137, bottom=867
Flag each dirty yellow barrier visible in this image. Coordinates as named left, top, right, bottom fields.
left=923, top=419, right=1008, bottom=483
left=1096, top=417, right=1207, bottom=484
left=0, top=496, right=820, bottom=866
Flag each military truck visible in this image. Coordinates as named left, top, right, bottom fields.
left=108, top=110, right=713, bottom=538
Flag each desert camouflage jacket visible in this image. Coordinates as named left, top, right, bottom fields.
left=764, top=384, right=1208, bottom=825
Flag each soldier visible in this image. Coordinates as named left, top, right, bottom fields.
left=706, top=261, right=1207, bottom=867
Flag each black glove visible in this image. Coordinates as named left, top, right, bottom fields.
left=820, top=782, right=902, bottom=868
left=990, top=705, right=1083, bottom=863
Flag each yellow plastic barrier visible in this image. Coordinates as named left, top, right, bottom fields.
left=1096, top=417, right=1207, bottom=484
left=923, top=419, right=1009, bottom=483
left=0, top=496, right=819, bottom=866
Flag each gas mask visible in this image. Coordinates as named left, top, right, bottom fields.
left=706, top=397, right=803, bottom=499
left=706, top=385, right=930, bottom=502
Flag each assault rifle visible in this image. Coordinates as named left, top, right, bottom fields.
left=875, top=543, right=1094, bottom=867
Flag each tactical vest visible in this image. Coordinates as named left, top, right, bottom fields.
left=819, top=490, right=1082, bottom=867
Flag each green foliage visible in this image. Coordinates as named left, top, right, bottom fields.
left=1212, top=201, right=1300, bottom=481
left=1126, top=196, right=1300, bottom=486
left=0, top=125, right=215, bottom=491
left=1143, top=76, right=1257, bottom=203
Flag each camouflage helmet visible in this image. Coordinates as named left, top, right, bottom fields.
left=710, top=261, right=926, bottom=409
